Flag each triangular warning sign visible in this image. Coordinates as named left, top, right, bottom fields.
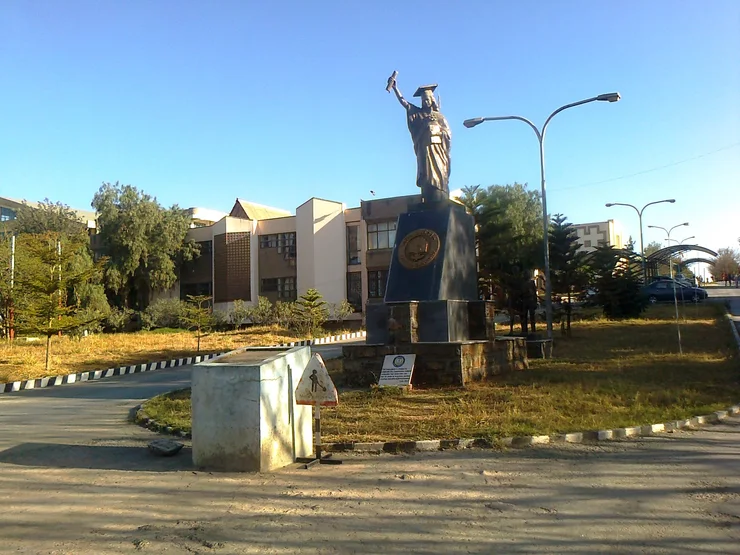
left=295, top=353, right=338, bottom=407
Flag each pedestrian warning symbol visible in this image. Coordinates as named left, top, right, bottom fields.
left=295, top=353, right=338, bottom=406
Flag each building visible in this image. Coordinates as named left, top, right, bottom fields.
left=572, top=219, right=625, bottom=253
left=154, top=194, right=428, bottom=323
left=0, top=196, right=97, bottom=229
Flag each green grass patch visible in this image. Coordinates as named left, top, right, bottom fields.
left=138, top=303, right=740, bottom=443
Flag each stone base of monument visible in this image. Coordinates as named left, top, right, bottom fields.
left=342, top=338, right=527, bottom=388
left=191, top=346, right=313, bottom=472
left=366, top=300, right=496, bottom=344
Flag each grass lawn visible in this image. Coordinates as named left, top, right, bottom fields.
left=139, top=303, right=740, bottom=443
left=0, top=326, right=305, bottom=383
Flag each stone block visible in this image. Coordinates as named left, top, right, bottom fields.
left=192, top=347, right=313, bottom=472
left=468, top=300, right=496, bottom=341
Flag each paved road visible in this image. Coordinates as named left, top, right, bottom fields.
left=0, top=301, right=739, bottom=553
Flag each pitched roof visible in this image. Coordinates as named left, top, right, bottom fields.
left=230, top=199, right=292, bottom=221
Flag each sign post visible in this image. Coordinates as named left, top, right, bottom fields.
left=294, top=353, right=341, bottom=469
left=378, top=354, right=416, bottom=389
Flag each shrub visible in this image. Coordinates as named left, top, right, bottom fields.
left=273, top=300, right=299, bottom=330
left=250, top=296, right=273, bottom=325
left=142, top=298, right=184, bottom=330
left=229, top=299, right=251, bottom=329
left=329, top=299, right=355, bottom=325
left=106, top=307, right=134, bottom=332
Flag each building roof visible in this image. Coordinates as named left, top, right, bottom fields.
left=230, top=199, right=292, bottom=220
left=1, top=196, right=97, bottom=227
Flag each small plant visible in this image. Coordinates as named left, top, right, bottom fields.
left=295, top=288, right=328, bottom=338
left=180, top=295, right=214, bottom=352
left=229, top=299, right=251, bottom=330
left=273, top=300, right=299, bottom=330
left=249, top=296, right=273, bottom=325
left=330, top=299, right=355, bottom=326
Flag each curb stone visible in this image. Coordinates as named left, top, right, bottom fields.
left=139, top=310, right=740, bottom=452
left=0, top=330, right=366, bottom=395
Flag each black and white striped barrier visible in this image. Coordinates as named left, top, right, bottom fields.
left=0, top=330, right=366, bottom=394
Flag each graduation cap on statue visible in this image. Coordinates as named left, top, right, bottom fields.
left=413, top=84, right=438, bottom=97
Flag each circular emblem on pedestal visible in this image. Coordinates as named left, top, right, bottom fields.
left=398, top=229, right=441, bottom=269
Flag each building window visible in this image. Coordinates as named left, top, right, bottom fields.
left=584, top=240, right=592, bottom=248
left=368, top=270, right=388, bottom=299
left=597, top=240, right=607, bottom=247
left=259, top=235, right=277, bottom=248
left=278, top=276, right=296, bottom=300
left=277, top=233, right=296, bottom=257
left=260, top=233, right=296, bottom=257
left=261, top=278, right=278, bottom=292
left=347, top=225, right=361, bottom=265
left=367, top=221, right=397, bottom=250
left=261, top=277, right=296, bottom=300
left=347, top=272, right=362, bottom=311
left=0, top=207, right=16, bottom=222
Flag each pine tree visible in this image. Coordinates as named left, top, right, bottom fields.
left=548, top=214, right=588, bottom=331
left=295, top=288, right=328, bottom=338
left=15, top=233, right=106, bottom=370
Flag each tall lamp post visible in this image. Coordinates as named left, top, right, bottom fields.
left=464, top=92, right=621, bottom=340
left=665, top=235, right=695, bottom=282
left=605, top=199, right=676, bottom=283
left=648, top=222, right=689, bottom=354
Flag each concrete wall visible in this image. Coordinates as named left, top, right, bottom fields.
left=192, top=346, right=313, bottom=472
left=296, top=198, right=346, bottom=305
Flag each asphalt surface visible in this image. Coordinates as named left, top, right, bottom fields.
left=0, top=291, right=738, bottom=553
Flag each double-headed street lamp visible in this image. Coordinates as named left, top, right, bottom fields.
left=605, top=199, right=676, bottom=283
left=464, top=92, right=621, bottom=340
left=648, top=222, right=689, bottom=355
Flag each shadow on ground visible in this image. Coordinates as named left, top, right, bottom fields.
left=0, top=442, right=194, bottom=472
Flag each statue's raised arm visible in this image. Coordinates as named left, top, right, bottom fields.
left=386, top=70, right=409, bottom=109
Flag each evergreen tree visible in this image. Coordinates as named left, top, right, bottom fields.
left=295, top=288, right=328, bottom=338
left=548, top=214, right=589, bottom=331
left=586, top=245, right=647, bottom=319
left=14, top=199, right=110, bottom=322
left=459, top=183, right=543, bottom=333
left=14, top=233, right=106, bottom=370
left=92, top=182, right=199, bottom=310
left=180, top=295, right=214, bottom=353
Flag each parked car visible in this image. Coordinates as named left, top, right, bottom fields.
left=650, top=274, right=698, bottom=288
left=641, top=280, right=708, bottom=304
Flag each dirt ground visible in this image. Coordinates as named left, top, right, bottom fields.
left=1, top=419, right=739, bottom=554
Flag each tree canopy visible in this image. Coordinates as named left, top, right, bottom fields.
left=92, top=182, right=199, bottom=309
left=711, top=248, right=740, bottom=279
left=458, top=183, right=542, bottom=333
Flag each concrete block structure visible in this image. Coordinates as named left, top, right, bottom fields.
left=191, top=346, right=313, bottom=472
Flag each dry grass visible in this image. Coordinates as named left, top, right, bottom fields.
left=138, top=303, right=740, bottom=443
left=0, top=326, right=304, bottom=383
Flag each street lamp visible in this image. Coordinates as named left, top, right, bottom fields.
left=464, top=92, right=621, bottom=340
left=665, top=235, right=695, bottom=245
left=648, top=222, right=689, bottom=354
left=605, top=199, right=676, bottom=283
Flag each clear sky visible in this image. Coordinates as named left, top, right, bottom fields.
left=1, top=0, right=738, bottom=259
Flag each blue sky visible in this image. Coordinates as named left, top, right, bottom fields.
left=1, top=0, right=738, bottom=260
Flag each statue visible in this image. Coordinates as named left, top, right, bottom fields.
left=387, top=71, right=451, bottom=203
